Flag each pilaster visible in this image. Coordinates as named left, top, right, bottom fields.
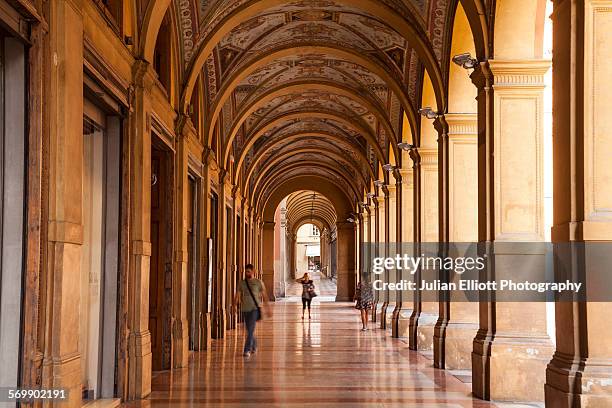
left=545, top=0, right=612, bottom=405
left=261, top=221, right=276, bottom=301
left=409, top=148, right=439, bottom=351
left=434, top=113, right=479, bottom=369
left=335, top=221, right=356, bottom=302
left=471, top=59, right=553, bottom=402
left=41, top=2, right=85, bottom=406
left=392, top=168, right=414, bottom=338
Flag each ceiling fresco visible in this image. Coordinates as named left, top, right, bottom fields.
left=168, top=0, right=455, bottom=206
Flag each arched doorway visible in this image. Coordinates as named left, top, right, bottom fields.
left=272, top=191, right=339, bottom=302
left=260, top=177, right=357, bottom=303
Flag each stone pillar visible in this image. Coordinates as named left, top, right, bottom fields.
left=471, top=60, right=553, bottom=402
left=371, top=196, right=380, bottom=322
left=336, top=221, right=356, bottom=301
left=384, top=184, right=396, bottom=329
left=362, top=209, right=370, bottom=282
left=410, top=148, right=439, bottom=351
left=393, top=167, right=414, bottom=338
left=172, top=123, right=190, bottom=369
left=434, top=113, right=479, bottom=369
left=261, top=221, right=276, bottom=301
left=226, top=189, right=237, bottom=330
left=390, top=171, right=403, bottom=336
left=42, top=1, right=85, bottom=404
left=378, top=188, right=390, bottom=328
left=545, top=0, right=612, bottom=405
left=211, top=171, right=228, bottom=338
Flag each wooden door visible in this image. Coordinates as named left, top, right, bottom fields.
left=149, top=146, right=171, bottom=371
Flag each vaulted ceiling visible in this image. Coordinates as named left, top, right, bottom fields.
left=167, top=0, right=456, bottom=210
left=285, top=191, right=337, bottom=233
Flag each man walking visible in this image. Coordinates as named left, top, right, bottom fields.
left=233, top=264, right=268, bottom=357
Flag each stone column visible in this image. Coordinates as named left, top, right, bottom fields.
left=371, top=196, right=380, bottom=322
left=362, top=209, right=370, bottom=282
left=390, top=171, right=404, bottom=335
left=226, top=189, right=237, bottom=330
left=261, top=221, right=276, bottom=301
left=433, top=114, right=479, bottom=369
left=471, top=60, right=553, bottom=402
left=546, top=0, right=612, bottom=405
left=393, top=167, right=414, bottom=338
left=335, top=221, right=356, bottom=301
left=410, top=148, right=439, bottom=351
left=211, top=171, right=228, bottom=338
left=171, top=123, right=190, bottom=369
left=42, top=1, right=85, bottom=404
left=384, top=184, right=396, bottom=329
left=378, top=189, right=390, bottom=328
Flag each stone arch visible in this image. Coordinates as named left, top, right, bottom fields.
left=240, top=133, right=375, bottom=188
left=181, top=0, right=446, bottom=114
left=260, top=176, right=355, bottom=301
left=221, top=82, right=397, bottom=170
left=203, top=44, right=419, bottom=148
left=253, top=163, right=361, bottom=212
left=140, top=0, right=172, bottom=62
left=229, top=111, right=387, bottom=171
left=247, top=147, right=370, bottom=194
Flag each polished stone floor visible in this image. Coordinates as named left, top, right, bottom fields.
left=121, top=299, right=515, bottom=407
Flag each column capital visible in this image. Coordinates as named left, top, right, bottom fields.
left=418, top=148, right=438, bottom=168
left=488, top=59, right=551, bottom=89
left=445, top=113, right=478, bottom=144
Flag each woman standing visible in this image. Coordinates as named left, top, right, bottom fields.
left=296, top=273, right=316, bottom=319
left=354, top=280, right=374, bottom=331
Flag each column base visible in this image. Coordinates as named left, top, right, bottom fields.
left=226, top=308, right=237, bottom=330
left=195, top=312, right=212, bottom=351
left=385, top=302, right=395, bottom=329
left=545, top=352, right=612, bottom=407
left=172, top=317, right=189, bottom=368
left=473, top=333, right=553, bottom=401
left=126, top=330, right=152, bottom=399
left=371, top=301, right=379, bottom=322
left=391, top=304, right=413, bottom=338
left=335, top=295, right=353, bottom=302
left=435, top=322, right=478, bottom=370
left=378, top=302, right=389, bottom=329
left=41, top=352, right=82, bottom=407
left=409, top=311, right=438, bottom=351
left=211, top=309, right=226, bottom=339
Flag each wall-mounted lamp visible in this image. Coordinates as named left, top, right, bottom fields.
left=347, top=217, right=355, bottom=223
left=418, top=107, right=440, bottom=120
left=366, top=193, right=375, bottom=199
left=382, top=164, right=395, bottom=172
left=452, top=52, right=478, bottom=70
left=398, top=142, right=414, bottom=151
left=373, top=180, right=384, bottom=187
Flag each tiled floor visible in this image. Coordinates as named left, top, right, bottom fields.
left=122, top=297, right=508, bottom=407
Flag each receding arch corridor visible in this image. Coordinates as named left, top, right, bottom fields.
left=122, top=302, right=499, bottom=408
left=5, top=0, right=612, bottom=407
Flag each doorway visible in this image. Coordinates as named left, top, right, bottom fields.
left=187, top=174, right=200, bottom=350
left=80, top=99, right=122, bottom=400
left=0, top=31, right=26, bottom=397
left=149, top=138, right=174, bottom=371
